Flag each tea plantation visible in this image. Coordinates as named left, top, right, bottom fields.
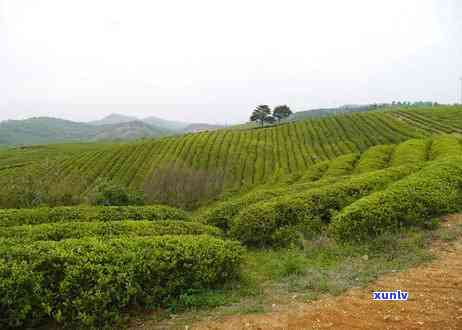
left=2, top=106, right=462, bottom=210
left=2, top=106, right=462, bottom=328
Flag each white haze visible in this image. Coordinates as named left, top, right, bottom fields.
left=1, top=0, right=461, bottom=124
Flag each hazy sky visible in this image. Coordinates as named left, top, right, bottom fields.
left=1, top=0, right=462, bottom=124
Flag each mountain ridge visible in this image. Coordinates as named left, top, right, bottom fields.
left=0, top=116, right=171, bottom=146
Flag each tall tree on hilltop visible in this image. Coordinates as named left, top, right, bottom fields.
left=250, top=105, right=272, bottom=127
left=273, top=105, right=293, bottom=124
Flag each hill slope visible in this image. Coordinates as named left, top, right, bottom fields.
left=0, top=117, right=171, bottom=146
left=143, top=116, right=190, bottom=131
left=1, top=106, right=462, bottom=209
left=88, top=114, right=138, bottom=126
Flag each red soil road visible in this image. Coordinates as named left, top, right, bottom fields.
left=193, top=216, right=462, bottom=330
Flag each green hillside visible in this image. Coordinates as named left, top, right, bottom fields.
left=1, top=106, right=462, bottom=209
left=0, top=117, right=171, bottom=146
left=197, top=133, right=462, bottom=246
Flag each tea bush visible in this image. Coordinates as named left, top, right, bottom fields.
left=88, top=179, right=145, bottom=206
left=0, top=205, right=190, bottom=227
left=330, top=158, right=462, bottom=241
left=199, top=176, right=341, bottom=232
left=196, top=188, right=286, bottom=231
left=429, top=134, right=462, bottom=160
left=299, top=160, right=330, bottom=181
left=0, top=220, right=221, bottom=242
left=230, top=164, right=419, bottom=247
left=321, top=153, right=359, bottom=178
left=355, top=144, right=394, bottom=174
left=390, top=138, right=430, bottom=167
left=0, top=235, right=243, bottom=329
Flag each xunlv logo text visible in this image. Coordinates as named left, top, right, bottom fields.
left=373, top=290, right=409, bottom=301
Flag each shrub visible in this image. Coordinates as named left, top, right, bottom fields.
left=197, top=187, right=286, bottom=231
left=0, top=235, right=243, bottom=329
left=143, top=163, right=224, bottom=210
left=355, top=145, right=394, bottom=174
left=322, top=153, right=359, bottom=178
left=390, top=138, right=430, bottom=167
left=198, top=175, right=342, bottom=232
left=88, top=179, right=145, bottom=206
left=299, top=160, right=330, bottom=181
left=330, top=158, right=462, bottom=242
left=0, top=162, right=86, bottom=209
left=0, top=205, right=190, bottom=227
left=0, top=221, right=221, bottom=242
left=230, top=164, right=419, bottom=247
left=429, top=134, right=462, bottom=160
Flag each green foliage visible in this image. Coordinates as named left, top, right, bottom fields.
left=273, top=105, right=293, bottom=123
left=198, top=174, right=344, bottom=233
left=0, top=235, right=243, bottom=329
left=390, top=138, right=430, bottom=167
left=197, top=188, right=287, bottom=231
left=277, top=249, right=307, bottom=277
left=250, top=105, right=272, bottom=127
left=0, top=220, right=221, bottom=243
left=0, top=205, right=189, bottom=227
left=330, top=158, right=462, bottom=241
left=299, top=160, right=330, bottom=181
left=429, top=134, right=462, bottom=160
left=173, top=289, right=228, bottom=311
left=355, top=144, right=394, bottom=174
left=89, top=179, right=144, bottom=206
left=322, top=153, right=359, bottom=177
left=0, top=159, right=87, bottom=208
left=230, top=165, right=418, bottom=247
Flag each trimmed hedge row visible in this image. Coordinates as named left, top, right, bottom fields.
left=330, top=158, right=462, bottom=242
left=229, top=164, right=420, bottom=247
left=299, top=160, right=330, bottom=182
left=321, top=153, right=359, bottom=178
left=355, top=144, right=394, bottom=174
left=0, top=220, right=221, bottom=243
left=390, top=138, right=430, bottom=167
left=429, top=134, right=462, bottom=160
left=197, top=188, right=286, bottom=231
left=0, top=205, right=190, bottom=227
left=198, top=176, right=342, bottom=232
left=0, top=235, right=243, bottom=329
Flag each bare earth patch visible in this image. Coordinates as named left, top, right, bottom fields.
left=192, top=215, right=462, bottom=330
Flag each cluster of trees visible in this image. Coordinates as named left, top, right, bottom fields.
left=370, top=101, right=439, bottom=109
left=250, top=105, right=293, bottom=127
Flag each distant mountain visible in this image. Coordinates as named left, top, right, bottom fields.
left=0, top=117, right=171, bottom=146
left=89, top=114, right=139, bottom=126
left=91, top=113, right=191, bottom=132
left=93, top=121, right=171, bottom=141
left=143, top=116, right=190, bottom=131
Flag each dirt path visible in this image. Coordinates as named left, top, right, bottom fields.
left=193, top=217, right=462, bottom=330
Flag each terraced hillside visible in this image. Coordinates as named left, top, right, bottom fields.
left=198, top=134, right=462, bottom=247
left=3, top=134, right=462, bottom=329
left=1, top=106, right=462, bottom=209
left=0, top=143, right=117, bottom=171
